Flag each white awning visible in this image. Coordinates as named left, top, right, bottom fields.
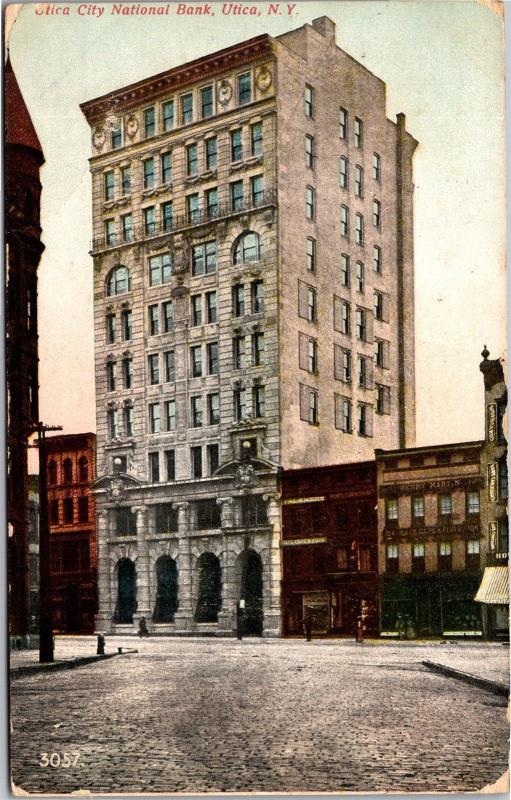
left=475, top=566, right=510, bottom=605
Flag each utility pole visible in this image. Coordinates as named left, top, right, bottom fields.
left=32, top=423, right=62, bottom=663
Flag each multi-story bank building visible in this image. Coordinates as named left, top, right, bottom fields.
left=81, top=16, right=417, bottom=635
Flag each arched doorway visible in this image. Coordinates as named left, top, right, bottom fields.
left=153, top=556, right=178, bottom=623
left=239, top=549, right=263, bottom=635
left=114, top=558, right=137, bottom=623
left=194, top=553, right=222, bottom=623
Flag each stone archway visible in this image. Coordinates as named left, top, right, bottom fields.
left=152, top=555, right=178, bottom=623
left=113, top=558, right=137, bottom=624
left=194, top=553, right=222, bottom=623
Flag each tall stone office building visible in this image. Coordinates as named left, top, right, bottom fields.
left=81, top=17, right=417, bottom=635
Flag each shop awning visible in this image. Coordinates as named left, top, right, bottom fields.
left=475, top=566, right=510, bottom=605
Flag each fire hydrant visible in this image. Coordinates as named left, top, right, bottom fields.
left=97, top=634, right=105, bottom=655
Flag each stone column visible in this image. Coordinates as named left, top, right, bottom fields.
left=173, top=502, right=193, bottom=631
left=132, top=505, right=151, bottom=630
left=263, top=492, right=282, bottom=637
left=217, top=497, right=236, bottom=634
left=95, top=508, right=113, bottom=633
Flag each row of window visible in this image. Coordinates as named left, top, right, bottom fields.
left=385, top=540, right=481, bottom=574
left=110, top=72, right=255, bottom=151
left=47, top=457, right=89, bottom=485
left=49, top=496, right=90, bottom=525
left=299, top=386, right=378, bottom=436
left=304, top=187, right=381, bottom=240
left=299, top=283, right=389, bottom=326
left=304, top=88, right=364, bottom=151
left=385, top=491, right=480, bottom=523
left=147, top=444, right=220, bottom=482
left=306, top=238, right=383, bottom=277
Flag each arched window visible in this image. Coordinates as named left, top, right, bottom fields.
left=233, top=231, right=260, bottom=265
left=48, top=460, right=57, bottom=485
left=194, top=553, right=222, bottom=623
left=63, top=458, right=73, bottom=484
left=153, top=556, right=178, bottom=623
left=78, top=456, right=88, bottom=483
left=106, top=265, right=130, bottom=296
left=114, top=558, right=137, bottom=624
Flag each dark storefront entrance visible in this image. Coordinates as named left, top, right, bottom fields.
left=283, top=577, right=379, bottom=637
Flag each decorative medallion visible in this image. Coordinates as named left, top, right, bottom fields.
left=235, top=462, right=258, bottom=490
left=107, top=478, right=126, bottom=504
left=255, top=66, right=273, bottom=94
left=92, top=128, right=106, bottom=151
left=125, top=115, right=139, bottom=140
left=218, top=79, right=233, bottom=106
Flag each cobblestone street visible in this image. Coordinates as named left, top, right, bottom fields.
left=10, top=637, right=509, bottom=794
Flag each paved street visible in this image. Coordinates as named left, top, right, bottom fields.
left=10, top=637, right=509, bottom=795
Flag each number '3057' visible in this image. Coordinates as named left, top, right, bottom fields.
left=39, top=753, right=80, bottom=767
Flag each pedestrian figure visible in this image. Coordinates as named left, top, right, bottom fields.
left=236, top=603, right=245, bottom=641
left=395, top=613, right=405, bottom=640
left=96, top=633, right=105, bottom=655
left=303, top=609, right=313, bottom=641
left=356, top=616, right=364, bottom=643
left=404, top=615, right=416, bottom=640
left=138, top=617, right=150, bottom=638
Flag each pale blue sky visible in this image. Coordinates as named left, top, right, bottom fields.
left=8, top=0, right=506, bottom=450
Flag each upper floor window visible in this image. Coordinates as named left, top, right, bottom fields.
left=201, top=85, right=213, bottom=118
left=373, top=199, right=381, bottom=229
left=233, top=231, right=260, bottom=264
left=467, top=491, right=480, bottom=515
left=439, top=493, right=453, bottom=517
left=251, top=122, right=263, bottom=156
left=373, top=245, right=382, bottom=273
left=340, top=205, right=349, bottom=238
left=231, top=129, right=243, bottom=162
left=230, top=180, right=244, bottom=212
left=143, top=158, right=155, bottom=190
left=122, top=309, right=132, bottom=341
left=251, top=280, right=264, bottom=313
left=143, top=206, right=156, bottom=235
left=339, top=107, right=347, bottom=139
left=162, top=99, right=174, bottom=131
left=161, top=152, right=172, bottom=184
left=232, top=284, right=245, bottom=317
left=186, top=144, right=198, bottom=176
left=339, top=157, right=348, bottom=189
left=111, top=121, right=122, bottom=150
left=354, top=117, right=363, bottom=148
left=48, top=460, right=57, bottom=485
left=149, top=253, right=172, bottom=286
left=181, top=93, right=193, bottom=125
left=386, top=498, right=398, bottom=522
left=106, top=313, right=116, bottom=344
left=105, top=219, right=116, bottom=246
left=206, top=138, right=217, bottom=170
left=355, top=213, right=364, bottom=245
left=355, top=165, right=363, bottom=198
left=121, top=213, right=133, bottom=243
left=120, top=165, right=131, bottom=195
left=106, top=265, right=130, bottom=296
left=238, top=72, right=252, bottom=106
left=251, top=175, right=263, bottom=206
left=144, top=107, right=155, bottom=138
left=306, top=186, right=315, bottom=220
left=341, top=253, right=350, bottom=287
left=355, top=261, right=364, bottom=292
left=104, top=171, right=114, bottom=201
left=373, top=153, right=381, bottom=181
left=192, top=241, right=217, bottom=276
left=300, top=384, right=318, bottom=424
left=305, top=135, right=315, bottom=168
left=307, top=237, right=316, bottom=272
left=304, top=84, right=314, bottom=117
left=63, top=458, right=73, bottom=484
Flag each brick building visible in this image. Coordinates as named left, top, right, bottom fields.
left=376, top=442, right=485, bottom=637
left=46, top=433, right=97, bottom=633
left=6, top=58, right=45, bottom=642
left=281, top=463, right=378, bottom=637
left=80, top=17, right=416, bottom=635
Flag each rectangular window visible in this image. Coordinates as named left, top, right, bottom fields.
left=386, top=544, right=399, bottom=573
left=192, top=295, right=203, bottom=327
left=206, top=187, right=218, bottom=217
left=105, top=219, right=116, bottom=246
left=354, top=117, right=363, bottom=148
left=374, top=291, right=383, bottom=321
left=439, top=494, right=453, bottom=517
left=104, top=171, right=114, bottom=201
left=337, top=347, right=351, bottom=383
left=373, top=245, right=382, bottom=273
left=201, top=85, right=213, bottom=118
left=386, top=498, right=398, bottom=523
left=123, top=357, right=133, bottom=389
left=339, top=107, right=347, bottom=139
left=121, top=213, right=133, bottom=243
left=165, top=399, right=176, bottom=431
left=191, top=396, right=203, bottom=427
left=304, top=84, right=314, bottom=117
left=253, top=385, right=265, bottom=417
left=339, top=157, right=348, bottom=189
left=355, top=261, right=364, bottom=292
left=191, top=345, right=202, bottom=377
left=191, top=445, right=202, bottom=479
left=305, top=134, right=315, bottom=168
left=163, top=99, right=174, bottom=131
left=149, top=253, right=172, bottom=286
left=181, top=92, right=193, bottom=125
left=375, top=383, right=391, bottom=415
left=186, top=143, right=198, bottom=176
left=373, top=153, right=381, bottom=182
left=162, top=301, right=173, bottom=333
left=149, top=452, right=160, bottom=483
left=161, top=152, right=172, bottom=184
left=340, top=205, right=349, bottom=238
left=375, top=339, right=390, bottom=369
left=438, top=541, right=452, bottom=571
left=340, top=253, right=350, bottom=287
left=144, top=206, right=156, bottom=235
left=106, top=314, right=116, bottom=344
left=251, top=174, right=263, bottom=206
left=208, top=392, right=220, bottom=425
left=148, top=304, right=159, bottom=336
left=63, top=498, right=74, bottom=524
left=165, top=350, right=175, bottom=383
left=250, top=122, right=263, bottom=156
left=121, top=165, right=131, bottom=195
left=233, top=336, right=245, bottom=370
left=307, top=237, right=316, bottom=272
left=111, top=121, right=122, bottom=150
left=143, top=158, right=154, bottom=190
left=412, top=496, right=425, bottom=522
left=207, top=341, right=219, bottom=375
left=202, top=291, right=217, bottom=326
left=149, top=403, right=161, bottom=433
left=341, top=300, right=351, bottom=335
left=106, top=361, right=116, bottom=392
left=358, top=403, right=372, bottom=436
left=144, top=107, right=155, bottom=138
left=252, top=332, right=265, bottom=366
left=412, top=543, right=425, bottom=574
left=233, top=388, right=246, bottom=421
left=355, top=165, right=364, bottom=198
left=238, top=72, right=251, bottom=105
left=338, top=396, right=352, bottom=433
left=232, top=284, right=245, bottom=317
left=466, top=539, right=480, bottom=570
left=187, top=193, right=200, bottom=224
left=206, top=137, right=217, bottom=170
left=124, top=405, right=134, bottom=437
left=307, top=287, right=317, bottom=322
left=251, top=280, right=264, bottom=313
left=192, top=241, right=217, bottom=276
left=231, top=129, right=243, bottom=162
left=207, top=443, right=219, bottom=476
left=373, top=199, right=381, bottom=229
left=148, top=353, right=159, bottom=385
left=306, top=186, right=315, bottom=220
left=499, top=460, right=508, bottom=501
left=159, top=202, right=172, bottom=233
left=299, top=384, right=318, bottom=424
left=107, top=408, right=120, bottom=438
left=231, top=180, right=244, bottom=212
left=165, top=450, right=176, bottom=481
left=355, top=213, right=364, bottom=245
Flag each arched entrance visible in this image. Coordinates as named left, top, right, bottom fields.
left=153, top=556, right=178, bottom=623
left=239, top=549, right=263, bottom=635
left=194, top=553, right=222, bottom=623
left=114, top=558, right=137, bottom=623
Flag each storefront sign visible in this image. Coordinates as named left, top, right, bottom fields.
left=380, top=475, right=483, bottom=497
left=487, top=403, right=497, bottom=443
left=488, top=521, right=497, bottom=552
left=488, top=463, right=498, bottom=502
left=383, top=522, right=480, bottom=541
left=282, top=496, right=325, bottom=505
left=282, top=537, right=327, bottom=546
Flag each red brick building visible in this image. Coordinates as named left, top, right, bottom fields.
left=46, top=433, right=97, bottom=633
left=281, top=462, right=378, bottom=637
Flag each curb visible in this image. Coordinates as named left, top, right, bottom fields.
left=10, top=652, right=124, bottom=680
left=422, top=660, right=509, bottom=697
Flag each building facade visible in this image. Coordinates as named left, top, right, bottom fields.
left=46, top=433, right=97, bottom=633
left=475, top=348, right=509, bottom=639
left=6, top=58, right=45, bottom=641
left=80, top=17, right=417, bottom=634
left=28, top=475, right=40, bottom=636
left=376, top=442, right=485, bottom=637
left=281, top=463, right=378, bottom=637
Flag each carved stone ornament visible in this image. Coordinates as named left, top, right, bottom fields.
left=255, top=66, right=273, bottom=93
left=125, top=115, right=139, bottom=140
left=218, top=79, right=233, bottom=106
left=107, top=478, right=126, bottom=504
left=235, top=463, right=258, bottom=490
left=92, top=128, right=106, bottom=151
